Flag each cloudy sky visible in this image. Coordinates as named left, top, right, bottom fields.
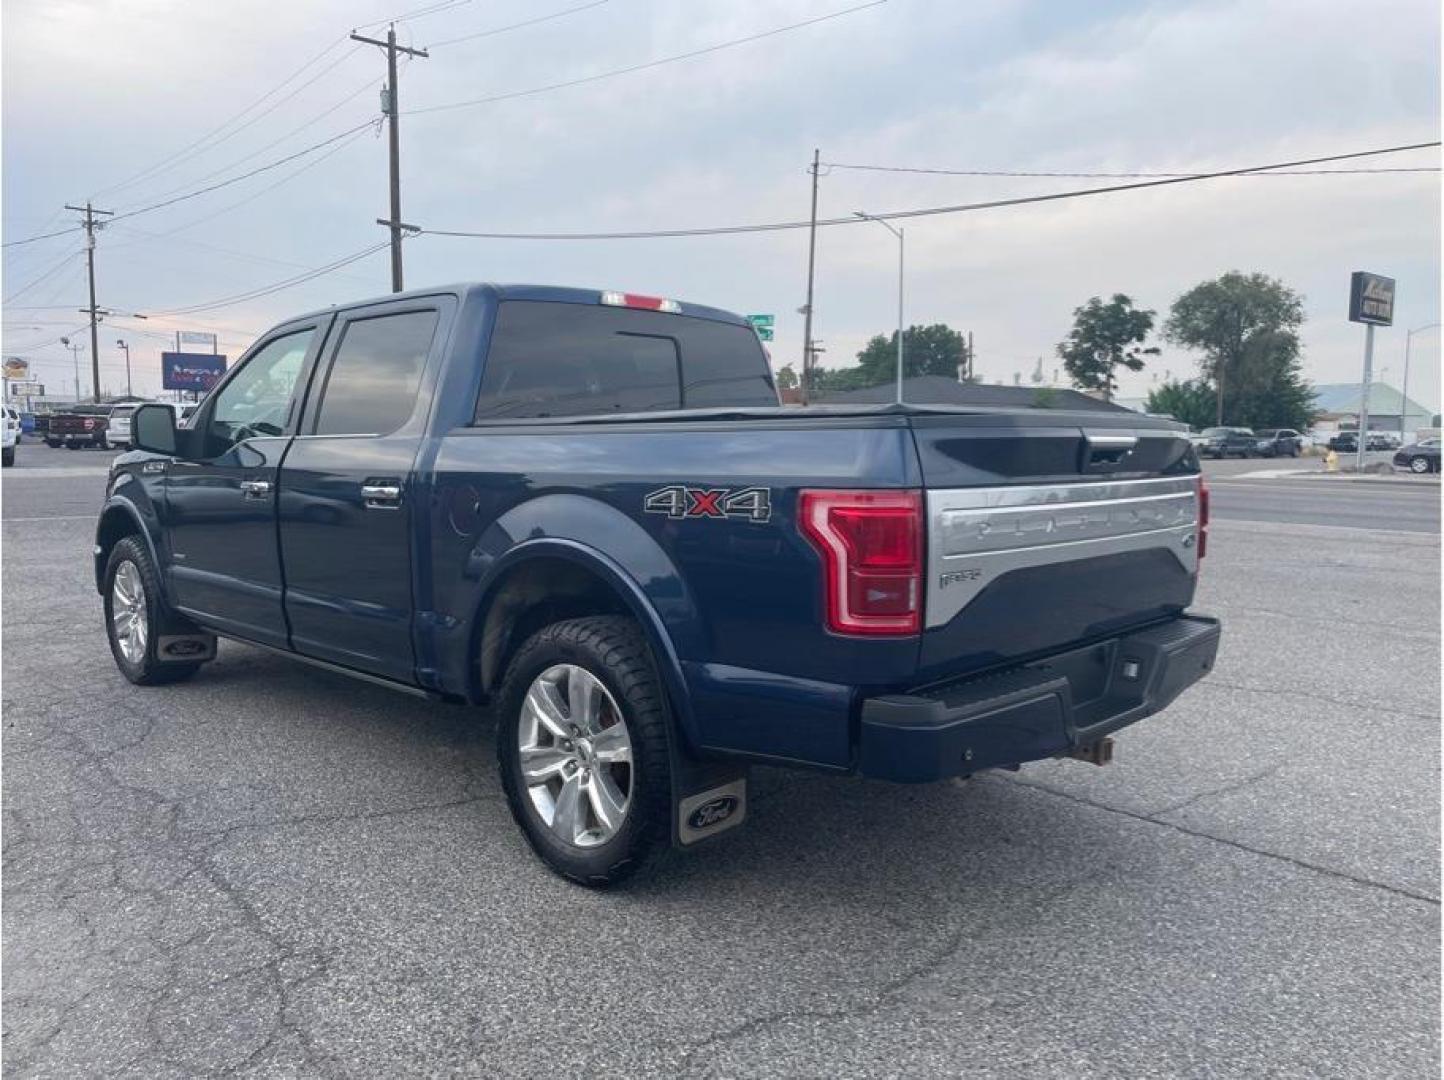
left=3, top=0, right=1440, bottom=413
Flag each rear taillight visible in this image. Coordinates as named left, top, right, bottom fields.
left=600, top=290, right=682, bottom=313
left=1197, top=475, right=1209, bottom=561
left=799, top=490, right=923, bottom=636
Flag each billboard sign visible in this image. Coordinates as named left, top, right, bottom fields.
left=178, top=330, right=218, bottom=348
left=1348, top=271, right=1395, bottom=326
left=162, top=352, right=228, bottom=391
left=2, top=356, right=30, bottom=379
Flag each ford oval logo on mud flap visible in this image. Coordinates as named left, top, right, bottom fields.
left=687, top=796, right=738, bottom=831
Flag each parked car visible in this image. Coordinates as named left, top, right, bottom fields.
left=1253, top=429, right=1302, bottom=457
left=2, top=405, right=19, bottom=467
left=99, top=283, right=1219, bottom=885
left=1393, top=438, right=1440, bottom=474
left=1197, top=426, right=1256, bottom=458
left=1329, top=431, right=1398, bottom=453
left=107, top=401, right=188, bottom=449
left=45, top=404, right=112, bottom=449
left=107, top=404, right=138, bottom=449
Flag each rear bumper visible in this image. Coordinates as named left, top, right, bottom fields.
left=858, top=615, right=1220, bottom=782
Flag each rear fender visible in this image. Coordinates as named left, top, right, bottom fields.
left=445, top=493, right=704, bottom=745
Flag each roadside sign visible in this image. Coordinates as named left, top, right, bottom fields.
left=162, top=352, right=227, bottom=391
left=747, top=314, right=775, bottom=341
left=1349, top=271, right=1395, bottom=326
left=8, top=381, right=43, bottom=396
left=179, top=330, right=218, bottom=348
left=2, top=356, right=30, bottom=379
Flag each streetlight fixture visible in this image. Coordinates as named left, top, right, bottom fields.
left=116, top=339, right=131, bottom=396
left=1400, top=322, right=1440, bottom=442
left=853, top=211, right=905, bottom=405
left=60, top=336, right=84, bottom=402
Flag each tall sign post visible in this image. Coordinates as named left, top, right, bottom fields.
left=1348, top=271, right=1396, bottom=471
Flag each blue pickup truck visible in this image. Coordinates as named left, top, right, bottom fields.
left=98, top=283, right=1219, bottom=885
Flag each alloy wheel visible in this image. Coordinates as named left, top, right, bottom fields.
left=111, top=561, right=148, bottom=664
left=517, top=663, right=633, bottom=848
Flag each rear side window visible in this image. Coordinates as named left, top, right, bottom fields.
left=313, top=310, right=439, bottom=436
left=474, top=300, right=776, bottom=420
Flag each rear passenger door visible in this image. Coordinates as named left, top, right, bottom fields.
left=277, top=298, right=450, bottom=682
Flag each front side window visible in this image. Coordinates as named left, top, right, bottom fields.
left=312, top=310, right=439, bottom=436
left=208, top=328, right=314, bottom=453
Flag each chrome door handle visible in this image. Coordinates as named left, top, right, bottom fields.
left=361, top=482, right=403, bottom=509
left=240, top=479, right=272, bottom=499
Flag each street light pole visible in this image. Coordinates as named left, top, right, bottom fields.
left=116, top=339, right=131, bottom=397
left=1400, top=322, right=1440, bottom=442
left=60, top=336, right=84, bottom=401
left=854, top=211, right=905, bottom=404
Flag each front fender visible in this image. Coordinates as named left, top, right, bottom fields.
left=94, top=484, right=166, bottom=597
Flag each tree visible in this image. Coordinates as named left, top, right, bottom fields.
left=1056, top=294, right=1159, bottom=401
left=774, top=363, right=798, bottom=391
left=1164, top=271, right=1306, bottom=425
left=1146, top=378, right=1216, bottom=430
left=854, top=323, right=968, bottom=384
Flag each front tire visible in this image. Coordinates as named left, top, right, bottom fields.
left=1409, top=455, right=1432, bottom=474
left=104, top=537, right=202, bottom=685
left=2, top=446, right=13, bottom=467
left=496, top=616, right=672, bottom=887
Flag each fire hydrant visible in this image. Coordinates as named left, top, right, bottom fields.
left=1324, top=448, right=1339, bottom=473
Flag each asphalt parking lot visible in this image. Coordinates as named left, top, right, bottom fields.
left=3, top=442, right=1439, bottom=1077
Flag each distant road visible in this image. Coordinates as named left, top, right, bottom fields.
left=1207, top=477, right=1440, bottom=533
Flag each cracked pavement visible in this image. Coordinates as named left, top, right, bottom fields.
left=3, top=459, right=1439, bottom=1077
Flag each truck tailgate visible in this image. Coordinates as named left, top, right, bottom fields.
left=908, top=411, right=1201, bottom=684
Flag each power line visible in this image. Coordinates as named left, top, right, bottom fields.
left=407, top=0, right=889, bottom=116
left=355, top=0, right=472, bottom=33
left=822, top=161, right=1441, bottom=178
left=427, top=0, right=610, bottom=49
left=108, top=121, right=375, bottom=224
left=104, top=128, right=373, bottom=251
left=2, top=226, right=82, bottom=250
left=419, top=140, right=1442, bottom=241
left=143, top=241, right=392, bottom=317
left=3, top=248, right=82, bottom=304
left=89, top=38, right=359, bottom=202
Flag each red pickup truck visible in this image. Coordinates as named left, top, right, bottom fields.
left=45, top=405, right=112, bottom=449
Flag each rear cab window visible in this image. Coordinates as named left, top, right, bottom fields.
left=473, top=300, right=777, bottom=421
left=311, top=309, right=440, bottom=436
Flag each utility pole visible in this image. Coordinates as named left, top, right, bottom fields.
left=65, top=202, right=113, bottom=400
left=350, top=24, right=428, bottom=292
left=800, top=149, right=821, bottom=405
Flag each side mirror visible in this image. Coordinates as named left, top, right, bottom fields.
left=131, top=404, right=179, bottom=456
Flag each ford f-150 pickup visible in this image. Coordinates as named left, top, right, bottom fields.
left=97, top=283, right=1220, bottom=885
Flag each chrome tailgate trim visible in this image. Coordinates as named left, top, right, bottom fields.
left=926, top=476, right=1200, bottom=628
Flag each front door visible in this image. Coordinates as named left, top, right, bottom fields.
left=277, top=301, right=447, bottom=683
left=165, top=322, right=327, bottom=648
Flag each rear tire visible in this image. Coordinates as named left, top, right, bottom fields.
left=104, top=537, right=203, bottom=686
left=2, top=447, right=13, bottom=467
left=496, top=615, right=672, bottom=887
left=1409, top=455, right=1432, bottom=474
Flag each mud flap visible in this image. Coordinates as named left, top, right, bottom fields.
left=156, top=634, right=217, bottom=663
left=669, top=740, right=748, bottom=848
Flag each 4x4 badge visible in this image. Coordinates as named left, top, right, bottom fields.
left=644, top=485, right=771, bottom=523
